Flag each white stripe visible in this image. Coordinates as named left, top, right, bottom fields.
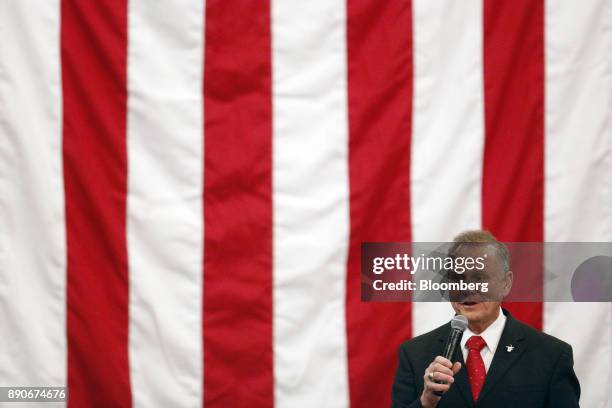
left=0, top=1, right=66, bottom=406
left=126, top=1, right=204, bottom=406
left=410, top=0, right=485, bottom=335
left=272, top=1, right=350, bottom=406
left=544, top=1, right=612, bottom=406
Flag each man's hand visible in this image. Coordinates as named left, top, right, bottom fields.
left=420, top=356, right=462, bottom=408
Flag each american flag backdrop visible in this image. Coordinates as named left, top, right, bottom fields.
left=0, top=0, right=611, bottom=407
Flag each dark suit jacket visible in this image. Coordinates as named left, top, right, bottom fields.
left=390, top=309, right=580, bottom=408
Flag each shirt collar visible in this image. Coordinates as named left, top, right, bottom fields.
left=460, top=307, right=507, bottom=353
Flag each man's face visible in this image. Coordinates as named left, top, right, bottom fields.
left=449, top=244, right=512, bottom=327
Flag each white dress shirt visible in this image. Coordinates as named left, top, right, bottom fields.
left=460, top=308, right=507, bottom=372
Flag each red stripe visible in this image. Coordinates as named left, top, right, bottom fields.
left=203, top=1, right=274, bottom=406
left=346, top=1, right=413, bottom=406
left=61, top=1, right=131, bottom=406
left=482, top=0, right=544, bottom=329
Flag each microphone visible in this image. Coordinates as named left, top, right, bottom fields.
left=433, top=314, right=468, bottom=396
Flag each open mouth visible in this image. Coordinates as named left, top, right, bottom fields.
left=461, top=301, right=479, bottom=306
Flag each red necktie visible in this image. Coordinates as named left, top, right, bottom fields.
left=466, top=335, right=487, bottom=401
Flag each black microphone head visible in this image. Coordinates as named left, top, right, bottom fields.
left=451, top=315, right=468, bottom=331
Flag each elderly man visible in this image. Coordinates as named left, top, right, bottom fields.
left=390, top=230, right=580, bottom=408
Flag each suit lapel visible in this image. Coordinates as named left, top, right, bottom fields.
left=453, top=348, right=475, bottom=407
left=477, top=314, right=527, bottom=403
left=436, top=329, right=475, bottom=407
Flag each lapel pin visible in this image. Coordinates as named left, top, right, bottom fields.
left=506, top=345, right=514, bottom=353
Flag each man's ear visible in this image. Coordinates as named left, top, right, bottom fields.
left=502, top=270, right=513, bottom=297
